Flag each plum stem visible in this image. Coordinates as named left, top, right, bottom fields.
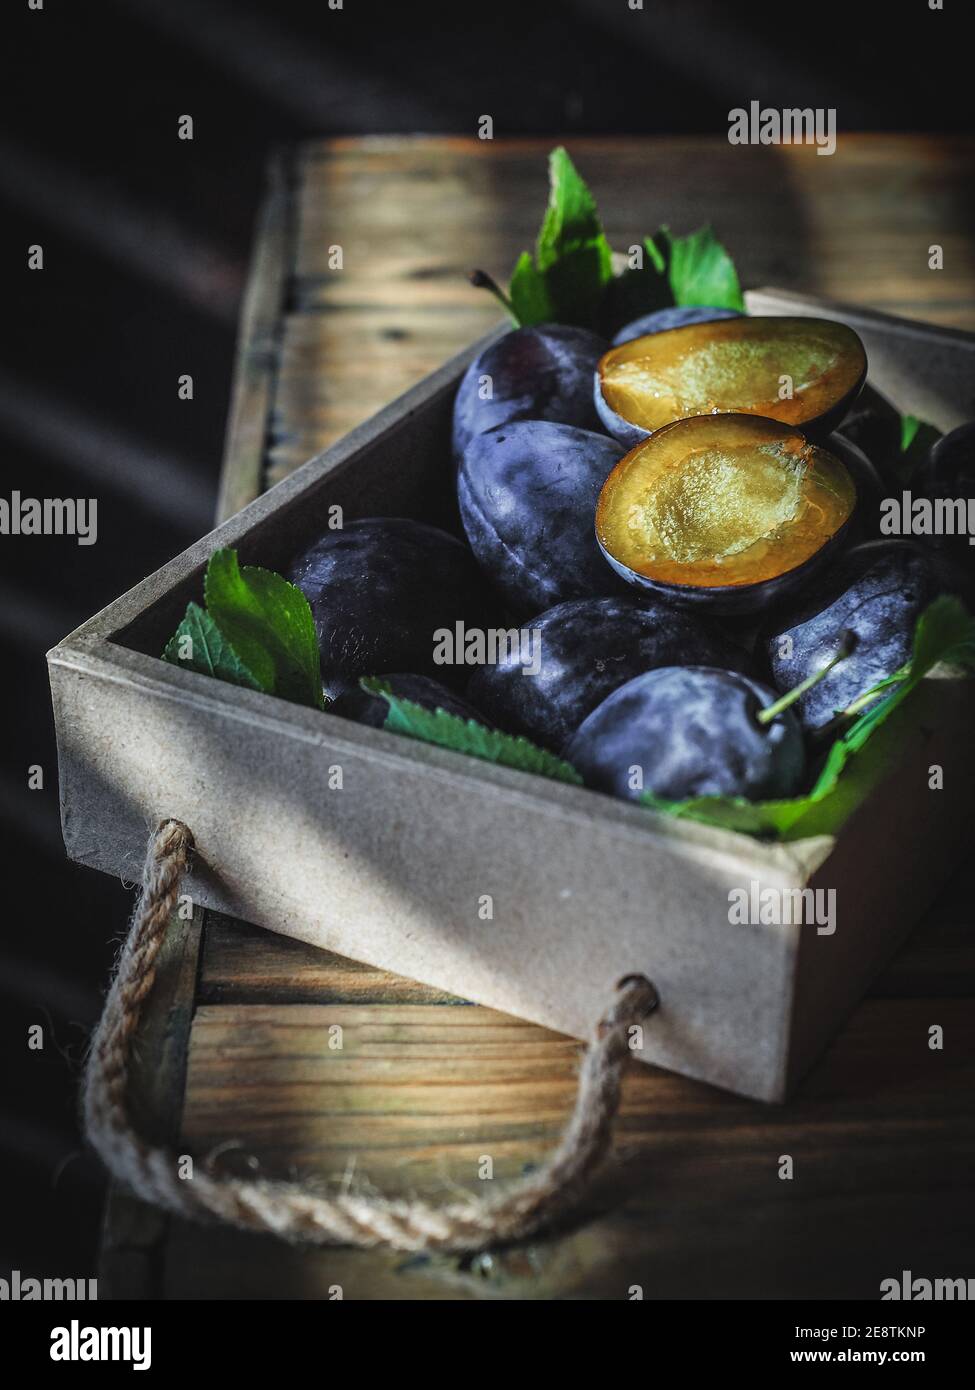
left=840, top=677, right=898, bottom=718
left=757, top=630, right=858, bottom=726
left=469, top=268, right=518, bottom=320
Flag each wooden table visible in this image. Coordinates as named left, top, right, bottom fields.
left=103, top=137, right=975, bottom=1300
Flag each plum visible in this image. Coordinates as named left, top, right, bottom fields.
left=914, top=421, right=975, bottom=564
left=451, top=323, right=607, bottom=461
left=835, top=383, right=903, bottom=479
left=468, top=595, right=754, bottom=751
left=564, top=666, right=805, bottom=803
left=612, top=305, right=741, bottom=348
left=288, top=518, right=491, bottom=699
left=766, top=540, right=943, bottom=732
left=829, top=431, right=886, bottom=541
left=595, top=315, right=867, bottom=448
left=329, top=673, right=491, bottom=731
left=457, top=420, right=625, bottom=614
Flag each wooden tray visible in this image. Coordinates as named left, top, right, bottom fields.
left=78, top=137, right=975, bottom=1299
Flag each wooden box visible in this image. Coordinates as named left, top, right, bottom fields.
left=48, top=292, right=975, bottom=1103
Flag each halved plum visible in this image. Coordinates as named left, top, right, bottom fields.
left=611, top=305, right=742, bottom=348
left=595, top=315, right=867, bottom=447
left=595, top=414, right=857, bottom=613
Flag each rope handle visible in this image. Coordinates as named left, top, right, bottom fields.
left=83, top=819, right=659, bottom=1253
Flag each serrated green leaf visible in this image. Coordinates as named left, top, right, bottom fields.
left=363, top=678, right=583, bottom=785
left=162, top=601, right=264, bottom=692
left=507, top=147, right=613, bottom=330
left=509, top=251, right=554, bottom=327
left=204, top=548, right=324, bottom=710
left=659, top=224, right=745, bottom=311
left=535, top=146, right=608, bottom=271
left=641, top=596, right=975, bottom=841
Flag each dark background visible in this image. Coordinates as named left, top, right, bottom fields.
left=1, top=0, right=971, bottom=1276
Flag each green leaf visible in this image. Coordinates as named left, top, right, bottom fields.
left=509, top=251, right=554, bottom=327
left=162, top=601, right=264, bottom=693
left=204, top=549, right=324, bottom=710
left=535, top=146, right=608, bottom=271
left=895, top=413, right=942, bottom=485
left=641, top=596, right=975, bottom=841
left=644, top=232, right=668, bottom=276
left=363, top=679, right=583, bottom=785
left=601, top=235, right=674, bottom=331
left=543, top=240, right=615, bottom=330
left=658, top=224, right=745, bottom=311
left=900, top=414, right=922, bottom=452
left=507, top=147, right=613, bottom=330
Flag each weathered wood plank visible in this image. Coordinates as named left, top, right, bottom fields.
left=161, top=1179, right=975, bottom=1301
left=200, top=913, right=465, bottom=1005
left=168, top=997, right=974, bottom=1299
left=217, top=148, right=297, bottom=522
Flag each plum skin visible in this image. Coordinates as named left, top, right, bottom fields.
left=288, top=518, right=491, bottom=699
left=611, top=305, right=741, bottom=348
left=468, top=595, right=755, bottom=752
left=835, top=383, right=903, bottom=480
left=766, top=540, right=942, bottom=733
left=457, top=420, right=625, bottom=615
left=328, top=673, right=491, bottom=731
left=915, top=421, right=975, bottom=565
left=564, top=666, right=806, bottom=804
left=451, top=323, right=607, bottom=461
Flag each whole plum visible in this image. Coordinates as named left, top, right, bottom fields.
left=611, top=305, right=741, bottom=348
left=835, top=383, right=902, bottom=480
left=328, top=673, right=491, bottom=730
left=458, top=420, right=625, bottom=614
left=914, top=421, right=975, bottom=564
left=451, top=323, right=607, bottom=461
left=468, top=595, right=754, bottom=751
left=564, top=666, right=806, bottom=803
left=766, top=540, right=942, bottom=733
left=288, top=518, right=491, bottom=699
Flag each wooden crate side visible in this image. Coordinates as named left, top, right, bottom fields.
left=217, top=149, right=299, bottom=523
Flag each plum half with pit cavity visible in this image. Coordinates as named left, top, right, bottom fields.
left=595, top=315, right=867, bottom=447
left=452, top=323, right=607, bottom=461
left=596, top=414, right=857, bottom=614
left=564, top=666, right=806, bottom=804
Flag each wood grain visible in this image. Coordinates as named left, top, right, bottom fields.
left=168, top=991, right=974, bottom=1299
left=266, top=135, right=975, bottom=485
left=217, top=149, right=297, bottom=523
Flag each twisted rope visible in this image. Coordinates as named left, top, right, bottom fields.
left=83, top=819, right=658, bottom=1252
